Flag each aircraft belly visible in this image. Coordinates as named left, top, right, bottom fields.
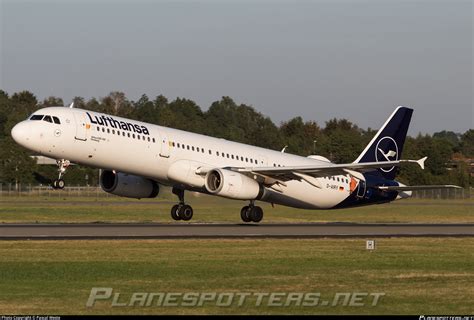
left=260, top=179, right=349, bottom=209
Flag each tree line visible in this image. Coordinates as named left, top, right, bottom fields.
left=0, top=90, right=472, bottom=188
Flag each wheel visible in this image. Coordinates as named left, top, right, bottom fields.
left=179, top=205, right=193, bottom=221
left=171, top=204, right=181, bottom=221
left=57, top=179, right=65, bottom=189
left=250, top=206, right=263, bottom=223
left=52, top=180, right=58, bottom=189
left=240, top=206, right=251, bottom=223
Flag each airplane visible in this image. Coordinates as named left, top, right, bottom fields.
left=11, top=104, right=460, bottom=223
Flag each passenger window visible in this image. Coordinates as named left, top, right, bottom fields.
left=148, top=137, right=151, bottom=142
left=217, top=152, right=219, bottom=156
left=107, top=129, right=110, bottom=133
left=30, top=115, right=44, bottom=120
left=202, top=149, right=205, bottom=153
left=231, top=155, right=234, bottom=159
left=192, top=146, right=195, bottom=151
left=112, top=130, right=115, bottom=134
left=127, top=133, right=130, bottom=137
left=137, top=135, right=140, bottom=140
left=97, top=127, right=100, bottom=131
left=152, top=138, right=155, bottom=143
left=209, top=150, right=212, bottom=155
left=102, top=128, right=105, bottom=132
left=132, top=134, right=135, bottom=139
left=53, top=116, right=60, bottom=124
left=43, top=115, right=53, bottom=123
left=123, top=132, right=125, bottom=136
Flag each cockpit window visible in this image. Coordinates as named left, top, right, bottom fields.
left=53, top=116, right=60, bottom=124
left=30, top=115, right=44, bottom=120
left=43, top=116, right=53, bottom=123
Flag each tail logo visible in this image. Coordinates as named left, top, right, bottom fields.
left=375, top=136, right=399, bottom=172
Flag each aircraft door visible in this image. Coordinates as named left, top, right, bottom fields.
left=73, top=112, right=88, bottom=141
left=159, top=132, right=170, bottom=158
left=357, top=180, right=366, bottom=198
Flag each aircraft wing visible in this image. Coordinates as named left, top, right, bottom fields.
left=232, top=157, right=427, bottom=182
left=376, top=185, right=462, bottom=191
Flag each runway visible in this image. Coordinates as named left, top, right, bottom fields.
left=0, top=223, right=472, bottom=239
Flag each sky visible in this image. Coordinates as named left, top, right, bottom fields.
left=1, top=0, right=472, bottom=135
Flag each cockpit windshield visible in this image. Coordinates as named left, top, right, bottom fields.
left=29, top=114, right=61, bottom=124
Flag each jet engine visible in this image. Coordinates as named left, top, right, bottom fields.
left=204, top=168, right=261, bottom=200
left=100, top=170, right=159, bottom=199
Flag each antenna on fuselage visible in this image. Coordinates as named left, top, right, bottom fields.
left=281, top=145, right=288, bottom=153
left=68, top=102, right=74, bottom=108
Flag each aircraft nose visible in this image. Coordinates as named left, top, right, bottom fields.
left=11, top=121, right=30, bottom=146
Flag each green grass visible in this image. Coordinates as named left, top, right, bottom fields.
left=0, top=238, right=472, bottom=314
left=0, top=193, right=472, bottom=223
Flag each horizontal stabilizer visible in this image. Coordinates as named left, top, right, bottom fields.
left=377, top=185, right=462, bottom=191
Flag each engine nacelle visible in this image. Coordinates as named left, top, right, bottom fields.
left=100, top=170, right=159, bottom=199
left=204, top=168, right=261, bottom=200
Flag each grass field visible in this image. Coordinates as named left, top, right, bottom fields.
left=0, top=192, right=472, bottom=224
left=0, top=195, right=472, bottom=314
left=0, top=238, right=472, bottom=315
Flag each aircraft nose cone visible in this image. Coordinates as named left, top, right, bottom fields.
left=11, top=122, right=30, bottom=146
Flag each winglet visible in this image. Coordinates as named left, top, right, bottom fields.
left=69, top=102, right=74, bottom=108
left=417, top=156, right=427, bottom=170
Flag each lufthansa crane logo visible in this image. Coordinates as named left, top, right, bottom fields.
left=375, top=136, right=399, bottom=172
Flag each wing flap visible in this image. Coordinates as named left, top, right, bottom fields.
left=234, top=158, right=426, bottom=178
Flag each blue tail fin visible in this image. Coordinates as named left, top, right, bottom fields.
left=354, top=106, right=413, bottom=180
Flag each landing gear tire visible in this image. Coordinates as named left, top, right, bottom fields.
left=56, top=179, right=65, bottom=189
left=179, top=205, right=193, bottom=221
left=240, top=206, right=251, bottom=223
left=250, top=206, right=263, bottom=223
left=171, top=204, right=181, bottom=221
left=52, top=179, right=65, bottom=190
left=171, top=188, right=194, bottom=221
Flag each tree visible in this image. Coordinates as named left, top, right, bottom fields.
left=41, top=96, right=64, bottom=107
left=460, top=130, right=474, bottom=157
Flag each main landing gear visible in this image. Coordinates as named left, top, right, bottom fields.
left=52, top=159, right=70, bottom=190
left=170, top=187, right=194, bottom=221
left=240, top=201, right=264, bottom=223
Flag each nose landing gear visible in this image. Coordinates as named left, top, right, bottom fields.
left=52, top=159, right=70, bottom=190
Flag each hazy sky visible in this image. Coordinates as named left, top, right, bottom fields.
left=1, top=0, right=472, bottom=134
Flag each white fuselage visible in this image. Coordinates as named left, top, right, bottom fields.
left=13, top=107, right=360, bottom=209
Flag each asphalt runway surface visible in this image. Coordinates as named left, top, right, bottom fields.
left=0, top=223, right=472, bottom=239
